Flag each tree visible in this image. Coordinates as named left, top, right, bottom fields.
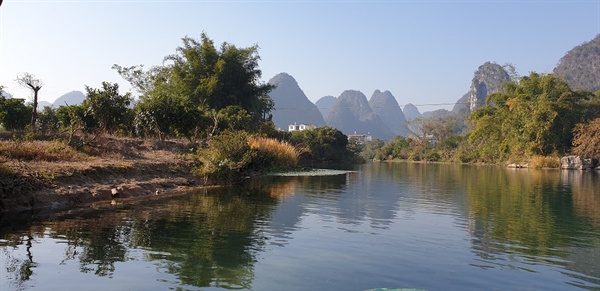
left=56, top=104, right=95, bottom=145
left=16, top=73, right=43, bottom=130
left=290, top=127, right=351, bottom=163
left=116, top=33, right=274, bottom=139
left=83, top=82, right=133, bottom=134
left=111, top=64, right=165, bottom=97
left=133, top=91, right=205, bottom=139
left=572, top=117, right=600, bottom=158
left=0, top=96, right=31, bottom=131
left=211, top=106, right=252, bottom=134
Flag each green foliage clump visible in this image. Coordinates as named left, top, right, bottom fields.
left=0, top=96, right=31, bottom=131
left=195, top=131, right=299, bottom=184
left=289, top=127, right=355, bottom=164
left=0, top=164, right=15, bottom=177
left=468, top=72, right=600, bottom=162
left=196, top=131, right=254, bottom=183
left=372, top=133, right=467, bottom=163
left=348, top=139, right=384, bottom=161
left=83, top=82, right=133, bottom=135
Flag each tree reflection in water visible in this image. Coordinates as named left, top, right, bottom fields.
left=1, top=183, right=287, bottom=289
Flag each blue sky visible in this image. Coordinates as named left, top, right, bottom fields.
left=1, top=0, right=599, bottom=112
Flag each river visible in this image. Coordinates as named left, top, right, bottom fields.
left=1, top=162, right=600, bottom=290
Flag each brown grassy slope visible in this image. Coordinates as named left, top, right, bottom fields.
left=0, top=135, right=201, bottom=214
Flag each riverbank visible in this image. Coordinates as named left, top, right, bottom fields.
left=0, top=135, right=204, bottom=216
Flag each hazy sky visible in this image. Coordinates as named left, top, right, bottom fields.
left=1, top=0, right=599, bottom=112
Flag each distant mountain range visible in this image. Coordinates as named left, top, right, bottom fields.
left=13, top=34, right=597, bottom=141
left=268, top=32, right=597, bottom=140
left=308, top=62, right=515, bottom=140
left=325, top=90, right=395, bottom=140
left=0, top=90, right=85, bottom=111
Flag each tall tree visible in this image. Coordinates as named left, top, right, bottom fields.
left=163, top=33, right=274, bottom=120
left=16, top=73, right=43, bottom=131
left=115, top=33, right=274, bottom=139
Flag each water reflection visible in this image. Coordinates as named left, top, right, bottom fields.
left=2, top=186, right=281, bottom=289
left=1, top=163, right=600, bottom=290
left=465, top=167, right=600, bottom=288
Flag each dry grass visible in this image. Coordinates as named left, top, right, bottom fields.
left=0, top=140, right=88, bottom=162
left=529, top=155, right=561, bottom=169
left=247, top=136, right=299, bottom=168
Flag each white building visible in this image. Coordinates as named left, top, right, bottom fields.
left=348, top=133, right=373, bottom=144
left=288, top=123, right=316, bottom=132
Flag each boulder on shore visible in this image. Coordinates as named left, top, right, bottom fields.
left=507, top=163, right=528, bottom=169
left=561, top=155, right=596, bottom=170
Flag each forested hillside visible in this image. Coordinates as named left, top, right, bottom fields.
left=554, top=34, right=600, bottom=93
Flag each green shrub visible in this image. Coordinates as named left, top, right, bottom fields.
left=195, top=131, right=254, bottom=183
left=195, top=132, right=302, bottom=183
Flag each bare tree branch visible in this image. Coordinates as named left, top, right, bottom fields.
left=16, top=73, right=43, bottom=131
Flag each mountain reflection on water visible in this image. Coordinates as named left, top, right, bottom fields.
left=1, top=163, right=599, bottom=290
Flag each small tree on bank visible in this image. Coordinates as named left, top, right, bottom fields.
left=16, top=73, right=43, bottom=131
left=83, top=82, right=133, bottom=135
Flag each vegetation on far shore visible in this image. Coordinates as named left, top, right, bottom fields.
left=354, top=73, right=600, bottom=167
left=2, top=33, right=600, bottom=200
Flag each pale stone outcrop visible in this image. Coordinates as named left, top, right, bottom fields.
left=561, top=155, right=595, bottom=170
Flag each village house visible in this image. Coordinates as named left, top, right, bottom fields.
left=288, top=122, right=316, bottom=132
left=348, top=133, right=373, bottom=144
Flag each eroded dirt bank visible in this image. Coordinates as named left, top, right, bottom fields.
left=0, top=136, right=204, bottom=218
